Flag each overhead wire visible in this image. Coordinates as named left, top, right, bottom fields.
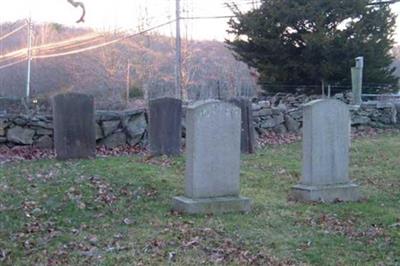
left=33, top=20, right=176, bottom=60
left=0, top=19, right=175, bottom=70
left=0, top=58, right=27, bottom=70
left=0, top=23, right=27, bottom=42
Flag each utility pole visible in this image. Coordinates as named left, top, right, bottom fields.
left=26, top=18, right=32, bottom=99
left=175, top=0, right=182, bottom=99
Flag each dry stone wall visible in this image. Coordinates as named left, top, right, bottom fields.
left=0, top=109, right=147, bottom=149
left=0, top=92, right=399, bottom=149
left=252, top=93, right=399, bottom=136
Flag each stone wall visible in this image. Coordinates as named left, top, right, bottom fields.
left=252, top=93, right=399, bottom=136
left=0, top=109, right=147, bottom=149
left=0, top=93, right=399, bottom=149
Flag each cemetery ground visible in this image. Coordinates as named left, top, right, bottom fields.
left=0, top=134, right=399, bottom=265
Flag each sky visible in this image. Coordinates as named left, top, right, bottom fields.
left=1, top=0, right=400, bottom=42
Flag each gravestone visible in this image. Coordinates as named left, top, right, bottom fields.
left=53, top=93, right=96, bottom=160
left=291, top=99, right=360, bottom=202
left=230, top=97, right=256, bottom=154
left=149, top=97, right=182, bottom=156
left=172, top=100, right=251, bottom=214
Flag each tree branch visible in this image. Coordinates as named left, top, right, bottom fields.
left=67, top=0, right=86, bottom=23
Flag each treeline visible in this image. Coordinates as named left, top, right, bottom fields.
left=0, top=21, right=258, bottom=107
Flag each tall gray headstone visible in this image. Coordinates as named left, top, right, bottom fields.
left=230, top=97, right=256, bottom=154
left=172, top=100, right=251, bottom=214
left=292, top=99, right=360, bottom=202
left=149, top=97, right=182, bottom=156
left=53, top=93, right=96, bottom=160
left=351, top=56, right=363, bottom=106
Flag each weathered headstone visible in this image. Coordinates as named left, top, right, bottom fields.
left=149, top=97, right=182, bottom=156
left=230, top=97, right=256, bottom=154
left=291, top=99, right=360, bottom=202
left=173, top=100, right=251, bottom=214
left=52, top=93, right=96, bottom=160
left=351, top=57, right=363, bottom=106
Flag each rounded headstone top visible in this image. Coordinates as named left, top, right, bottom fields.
left=187, top=100, right=240, bottom=113
left=303, top=99, right=348, bottom=110
left=149, top=97, right=182, bottom=105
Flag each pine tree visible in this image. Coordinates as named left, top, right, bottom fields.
left=226, top=0, right=398, bottom=94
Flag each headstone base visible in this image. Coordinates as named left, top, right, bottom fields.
left=291, top=183, right=360, bottom=203
left=172, top=196, right=251, bottom=214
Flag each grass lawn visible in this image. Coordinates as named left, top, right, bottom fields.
left=0, top=134, right=399, bottom=265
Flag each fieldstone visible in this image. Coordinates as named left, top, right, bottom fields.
left=273, top=124, right=287, bottom=134
left=273, top=113, right=285, bottom=125
left=0, top=119, right=9, bottom=136
left=149, top=97, right=182, bottom=156
left=288, top=108, right=303, bottom=120
left=230, top=97, right=256, bottom=154
left=291, top=99, right=360, bottom=203
left=53, top=93, right=96, bottom=160
left=35, top=135, right=53, bottom=149
left=253, top=108, right=273, bottom=117
left=95, top=111, right=121, bottom=122
left=35, top=128, right=53, bottom=136
left=351, top=115, right=371, bottom=126
left=255, top=127, right=266, bottom=136
left=13, top=117, right=28, bottom=126
left=284, top=115, right=300, bottom=132
left=260, top=117, right=276, bottom=129
left=95, top=123, right=103, bottom=141
left=251, top=103, right=262, bottom=111
left=28, top=120, right=53, bottom=129
left=272, top=103, right=287, bottom=114
left=126, top=113, right=147, bottom=139
left=258, top=100, right=271, bottom=108
left=172, top=100, right=251, bottom=214
left=100, top=132, right=127, bottom=148
left=7, top=126, right=35, bottom=145
left=102, top=120, right=120, bottom=137
left=126, top=114, right=147, bottom=146
left=334, top=93, right=344, bottom=100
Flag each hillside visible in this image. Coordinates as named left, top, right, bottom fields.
left=0, top=21, right=258, bottom=108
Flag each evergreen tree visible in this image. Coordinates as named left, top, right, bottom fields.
left=226, top=0, right=398, bottom=94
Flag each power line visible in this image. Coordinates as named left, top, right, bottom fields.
left=0, top=58, right=27, bottom=70
left=181, top=15, right=234, bottom=20
left=0, top=33, right=105, bottom=63
left=32, top=20, right=176, bottom=60
left=0, top=20, right=175, bottom=70
left=0, top=23, right=27, bottom=42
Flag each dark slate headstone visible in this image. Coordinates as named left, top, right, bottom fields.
left=230, top=97, right=256, bottom=154
left=149, top=97, right=182, bottom=156
left=52, top=93, right=96, bottom=160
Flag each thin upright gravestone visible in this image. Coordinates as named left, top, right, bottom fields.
left=172, top=100, right=251, bottom=214
left=149, top=97, right=182, bottom=156
left=230, top=97, right=256, bottom=154
left=291, top=99, right=360, bottom=202
left=53, top=92, right=96, bottom=160
left=351, top=56, right=363, bottom=106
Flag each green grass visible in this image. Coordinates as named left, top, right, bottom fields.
left=0, top=134, right=399, bottom=265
